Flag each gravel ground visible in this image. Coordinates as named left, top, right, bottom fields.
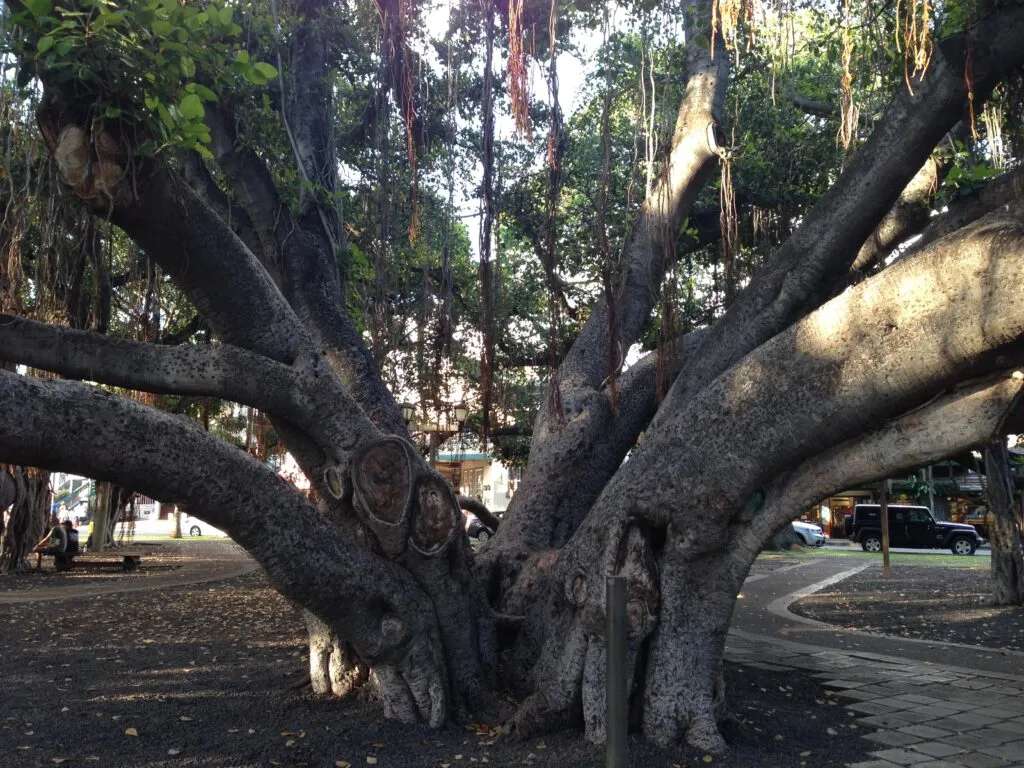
left=790, top=563, right=1024, bottom=650
left=0, top=569, right=871, bottom=768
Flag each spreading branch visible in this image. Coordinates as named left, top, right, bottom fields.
left=652, top=5, right=1024, bottom=430
left=906, top=167, right=1024, bottom=258
left=0, top=315, right=376, bottom=463
left=734, top=375, right=1024, bottom=562
left=0, top=368, right=448, bottom=723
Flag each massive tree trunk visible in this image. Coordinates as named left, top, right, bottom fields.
left=2, top=0, right=1024, bottom=756
left=0, top=466, right=50, bottom=573
left=984, top=439, right=1024, bottom=606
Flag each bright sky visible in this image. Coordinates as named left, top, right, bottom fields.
left=421, top=0, right=596, bottom=259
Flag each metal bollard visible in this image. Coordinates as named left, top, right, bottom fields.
left=606, top=575, right=628, bottom=768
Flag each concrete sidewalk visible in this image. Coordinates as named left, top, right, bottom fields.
left=729, top=556, right=1024, bottom=768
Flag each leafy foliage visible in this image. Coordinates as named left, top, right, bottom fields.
left=6, top=0, right=277, bottom=157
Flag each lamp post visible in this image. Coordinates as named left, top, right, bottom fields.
left=400, top=402, right=416, bottom=426
left=453, top=402, right=468, bottom=430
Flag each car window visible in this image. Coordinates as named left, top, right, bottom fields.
left=907, top=509, right=929, bottom=523
left=891, top=510, right=906, bottom=523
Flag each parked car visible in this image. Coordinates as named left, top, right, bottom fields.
left=111, top=514, right=226, bottom=538
left=791, top=520, right=826, bottom=547
left=465, top=513, right=494, bottom=542
left=848, top=504, right=981, bottom=555
left=181, top=514, right=227, bottom=538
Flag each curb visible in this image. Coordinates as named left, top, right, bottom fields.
left=760, top=562, right=1024, bottom=665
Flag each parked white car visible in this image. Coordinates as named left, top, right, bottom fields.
left=791, top=520, right=826, bottom=547
left=112, top=514, right=227, bottom=538
left=181, top=514, right=227, bottom=538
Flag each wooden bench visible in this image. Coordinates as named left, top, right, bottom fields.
left=51, top=551, right=144, bottom=572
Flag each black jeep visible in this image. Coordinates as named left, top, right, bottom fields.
left=847, top=504, right=982, bottom=555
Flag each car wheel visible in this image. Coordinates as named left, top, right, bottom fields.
left=862, top=535, right=882, bottom=553
left=189, top=525, right=202, bottom=537
left=797, top=532, right=811, bottom=546
left=476, top=529, right=491, bottom=543
left=950, top=536, right=976, bottom=555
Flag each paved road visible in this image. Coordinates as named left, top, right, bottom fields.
left=733, top=556, right=1024, bottom=678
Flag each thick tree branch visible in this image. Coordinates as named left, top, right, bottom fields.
left=787, top=91, right=838, bottom=117
left=109, top=163, right=309, bottom=363
left=208, top=103, right=407, bottom=435
left=734, top=375, right=1024, bottom=562
left=557, top=201, right=1024, bottom=599
left=484, top=8, right=728, bottom=564
left=906, top=167, right=1024, bottom=258
left=560, top=22, right=728, bottom=391
left=179, top=151, right=279, bottom=286
left=850, top=155, right=945, bottom=273
left=159, top=314, right=208, bottom=347
left=0, top=314, right=375, bottom=461
left=458, top=496, right=502, bottom=532
left=652, top=5, right=1024, bottom=432
left=0, top=369, right=448, bottom=724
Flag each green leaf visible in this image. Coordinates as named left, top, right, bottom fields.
left=157, top=102, right=175, bottom=129
left=135, top=139, right=158, bottom=157
left=55, top=40, right=73, bottom=55
left=234, top=50, right=249, bottom=65
left=194, top=143, right=214, bottom=159
left=253, top=62, right=277, bottom=80
left=178, top=93, right=204, bottom=121
left=151, top=19, right=173, bottom=37
left=244, top=68, right=268, bottom=86
left=179, top=55, right=195, bottom=78
left=193, top=84, right=218, bottom=102
left=104, top=106, right=122, bottom=118
left=37, top=36, right=55, bottom=53
left=218, top=6, right=232, bottom=25
left=23, top=0, right=52, bottom=18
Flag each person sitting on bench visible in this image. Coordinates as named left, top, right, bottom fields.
left=62, top=520, right=80, bottom=567
left=33, top=515, right=67, bottom=569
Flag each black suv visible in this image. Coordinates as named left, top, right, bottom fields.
left=848, top=504, right=982, bottom=555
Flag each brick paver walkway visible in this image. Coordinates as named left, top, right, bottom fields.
left=728, top=557, right=1024, bottom=768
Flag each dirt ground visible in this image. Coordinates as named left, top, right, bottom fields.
left=1, top=565, right=871, bottom=768
left=790, top=563, right=1024, bottom=651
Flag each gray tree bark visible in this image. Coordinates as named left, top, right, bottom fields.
left=984, top=439, right=1024, bottom=606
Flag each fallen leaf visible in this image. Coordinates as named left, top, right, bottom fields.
left=703, top=756, right=714, bottom=764
left=124, top=728, right=138, bottom=737
left=799, top=751, right=811, bottom=757
left=367, top=758, right=378, bottom=765
left=335, top=762, right=351, bottom=768
left=180, top=716, right=193, bottom=722
left=168, top=748, right=181, bottom=756
left=372, top=742, right=385, bottom=748
left=52, top=759, right=70, bottom=765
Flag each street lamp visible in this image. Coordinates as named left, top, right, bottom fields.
left=400, top=402, right=416, bottom=426
left=453, top=402, right=469, bottom=428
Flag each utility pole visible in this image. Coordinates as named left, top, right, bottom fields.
left=926, top=464, right=935, bottom=516
left=880, top=479, right=892, bottom=579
